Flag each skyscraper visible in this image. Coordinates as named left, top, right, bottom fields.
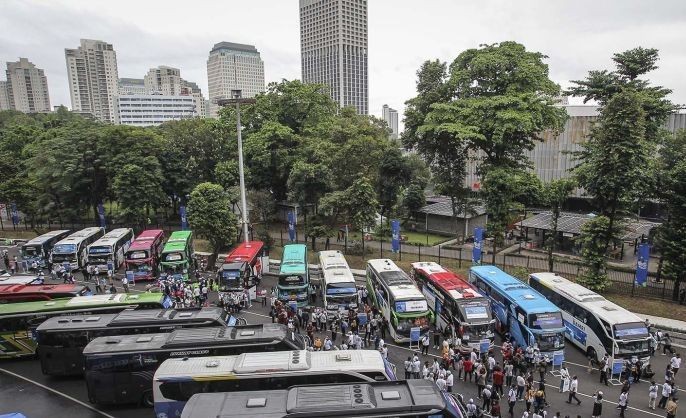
left=299, top=0, right=368, bottom=115
left=144, top=66, right=183, bottom=96
left=206, top=42, right=265, bottom=118
left=382, top=104, right=398, bottom=139
left=4, top=58, right=51, bottom=113
left=65, top=39, right=119, bottom=123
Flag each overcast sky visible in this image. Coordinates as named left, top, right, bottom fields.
left=1, top=0, right=684, bottom=123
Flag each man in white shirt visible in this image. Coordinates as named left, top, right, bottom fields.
left=559, top=364, right=570, bottom=392
left=516, top=374, right=526, bottom=399
left=380, top=344, right=388, bottom=360
left=670, top=353, right=681, bottom=376
left=446, top=370, right=454, bottom=393
left=618, top=389, right=628, bottom=418
left=435, top=375, right=447, bottom=392
left=412, top=357, right=421, bottom=379
left=421, top=334, right=430, bottom=355
left=508, top=384, right=518, bottom=415
left=566, top=375, right=581, bottom=405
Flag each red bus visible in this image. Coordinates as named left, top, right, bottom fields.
left=0, top=283, right=89, bottom=303
left=124, top=230, right=165, bottom=281
left=410, top=262, right=495, bottom=354
left=218, top=241, right=264, bottom=292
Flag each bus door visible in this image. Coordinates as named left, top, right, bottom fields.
left=510, top=306, right=531, bottom=349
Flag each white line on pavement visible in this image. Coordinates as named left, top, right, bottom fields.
left=0, top=368, right=117, bottom=418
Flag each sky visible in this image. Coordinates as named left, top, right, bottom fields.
left=1, top=0, right=685, bottom=124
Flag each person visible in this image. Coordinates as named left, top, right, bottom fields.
left=421, top=333, right=430, bottom=356
left=121, top=275, right=129, bottom=293
left=109, top=283, right=117, bottom=294
left=566, top=375, right=581, bottom=405
left=380, top=344, right=388, bottom=360
left=435, top=374, right=447, bottom=392
left=670, top=353, right=681, bottom=376
left=412, top=356, right=421, bottom=379
left=95, top=276, right=103, bottom=294
left=404, top=357, right=413, bottom=380
left=464, top=356, right=474, bottom=382
left=659, top=382, right=673, bottom=409
left=517, top=373, right=526, bottom=400
left=559, top=364, right=570, bottom=393
left=493, top=367, right=505, bottom=397
left=446, top=370, right=454, bottom=393
left=508, top=385, right=518, bottom=416
left=482, top=385, right=492, bottom=413
left=648, top=381, right=658, bottom=410
left=505, top=361, right=514, bottom=388
left=82, top=264, right=90, bottom=282
left=477, top=369, right=487, bottom=399
left=663, top=333, right=675, bottom=356
left=666, top=397, right=678, bottom=418
left=617, top=389, right=628, bottom=418
left=525, top=385, right=534, bottom=413
left=591, top=391, right=603, bottom=418
left=466, top=399, right=477, bottom=417
left=599, top=355, right=609, bottom=386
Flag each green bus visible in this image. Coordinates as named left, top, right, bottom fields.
left=159, top=230, right=194, bottom=281
left=277, top=244, right=309, bottom=307
left=0, top=293, right=173, bottom=359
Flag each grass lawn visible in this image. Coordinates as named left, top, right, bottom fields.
left=401, top=231, right=452, bottom=246
left=604, top=292, right=686, bottom=322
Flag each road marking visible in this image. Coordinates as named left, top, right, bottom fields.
left=0, top=367, right=117, bottom=418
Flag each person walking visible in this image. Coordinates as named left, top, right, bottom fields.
left=659, top=382, right=673, bottom=409
left=508, top=385, right=518, bottom=417
left=600, top=355, right=610, bottom=386
left=663, top=334, right=675, bottom=356
left=517, top=373, right=526, bottom=400
left=482, top=385, right=493, bottom=413
left=670, top=353, right=681, bottom=376
left=666, top=397, right=678, bottom=418
left=648, top=381, right=659, bottom=410
left=566, top=376, right=581, bottom=405
left=446, top=370, right=454, bottom=393
left=617, top=389, right=628, bottom=418
left=121, top=275, right=130, bottom=293
left=404, top=357, right=413, bottom=380
left=412, top=356, right=421, bottom=379
left=559, top=364, right=570, bottom=393
left=591, top=391, right=603, bottom=418
left=421, top=333, right=430, bottom=356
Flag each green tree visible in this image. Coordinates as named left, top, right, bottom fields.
left=112, top=158, right=166, bottom=226
left=577, top=216, right=618, bottom=291
left=377, top=148, right=411, bottom=220
left=187, top=183, right=238, bottom=259
left=541, top=178, right=576, bottom=271
left=401, top=182, right=426, bottom=223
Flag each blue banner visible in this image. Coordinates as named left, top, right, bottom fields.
left=391, top=219, right=400, bottom=253
left=479, top=339, right=490, bottom=354
left=635, top=243, right=650, bottom=287
left=10, top=202, right=19, bottom=226
left=552, top=350, right=564, bottom=367
left=287, top=211, right=296, bottom=242
left=97, top=203, right=106, bottom=229
left=472, top=227, right=483, bottom=264
left=410, top=327, right=421, bottom=343
left=179, top=205, right=188, bottom=230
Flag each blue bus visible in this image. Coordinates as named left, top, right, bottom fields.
left=468, top=266, right=565, bottom=357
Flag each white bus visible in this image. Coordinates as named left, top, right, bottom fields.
left=153, top=349, right=397, bottom=418
left=50, top=227, right=105, bottom=270
left=366, top=259, right=431, bottom=343
left=21, top=230, right=71, bottom=268
left=87, top=228, right=134, bottom=272
left=319, top=250, right=357, bottom=319
left=529, top=272, right=651, bottom=363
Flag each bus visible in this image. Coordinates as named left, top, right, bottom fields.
left=0, top=283, right=88, bottom=303
left=366, top=259, right=431, bottom=343
left=0, top=292, right=173, bottom=359
left=219, top=241, right=264, bottom=292
left=87, top=228, right=134, bottom=272
left=36, top=307, right=231, bottom=376
left=529, top=272, right=651, bottom=363
left=20, top=230, right=71, bottom=268
left=159, top=230, right=194, bottom=281
left=152, top=349, right=397, bottom=417
left=0, top=275, right=45, bottom=285
left=125, top=229, right=165, bottom=280
left=277, top=244, right=309, bottom=307
left=181, top=380, right=466, bottom=418
left=411, top=261, right=495, bottom=354
left=468, top=266, right=566, bottom=358
left=50, top=227, right=105, bottom=270
left=319, top=250, right=357, bottom=320
left=84, top=324, right=307, bottom=406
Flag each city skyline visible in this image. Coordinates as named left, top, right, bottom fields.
left=1, top=0, right=685, bottom=125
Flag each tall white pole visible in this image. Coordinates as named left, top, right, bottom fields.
left=236, top=100, right=249, bottom=243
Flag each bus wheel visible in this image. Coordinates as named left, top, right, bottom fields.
left=141, top=390, right=154, bottom=408
left=587, top=347, right=598, bottom=364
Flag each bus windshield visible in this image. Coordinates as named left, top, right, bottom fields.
left=614, top=322, right=649, bottom=339
left=164, top=252, right=184, bottom=262
left=396, top=314, right=430, bottom=334
left=127, top=251, right=149, bottom=260
left=52, top=244, right=76, bottom=254
left=459, top=301, right=491, bottom=321
left=326, top=283, right=356, bottom=296
left=89, top=246, right=111, bottom=255
left=22, top=245, right=41, bottom=257
left=535, top=333, right=565, bottom=352
left=279, top=275, right=305, bottom=287
left=529, top=312, right=563, bottom=330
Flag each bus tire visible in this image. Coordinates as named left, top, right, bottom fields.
left=587, top=347, right=598, bottom=363
left=141, top=390, right=154, bottom=408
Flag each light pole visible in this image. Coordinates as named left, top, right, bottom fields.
left=218, top=90, right=255, bottom=243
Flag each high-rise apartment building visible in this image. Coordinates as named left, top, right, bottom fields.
left=382, top=104, right=398, bottom=139
left=3, top=58, right=51, bottom=113
left=144, top=66, right=183, bottom=96
left=0, top=81, right=10, bottom=110
left=299, top=0, right=368, bottom=115
left=206, top=42, right=265, bottom=118
left=65, top=39, right=119, bottom=123
left=180, top=80, right=208, bottom=118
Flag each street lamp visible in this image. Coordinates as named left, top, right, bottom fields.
left=217, top=90, right=256, bottom=243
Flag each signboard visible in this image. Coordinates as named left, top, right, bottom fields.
left=552, top=350, right=564, bottom=367
left=288, top=301, right=298, bottom=312
left=479, top=339, right=490, bottom=354
left=635, top=243, right=650, bottom=287
left=287, top=211, right=296, bottom=242
left=97, top=203, right=106, bottom=229
left=612, top=359, right=624, bottom=376
left=357, top=313, right=368, bottom=326
left=395, top=300, right=428, bottom=313
left=125, top=270, right=135, bottom=286
left=409, top=327, right=421, bottom=343
left=391, top=219, right=400, bottom=253
left=227, top=316, right=237, bottom=326
left=107, top=262, right=114, bottom=272
left=179, top=206, right=188, bottom=230
left=472, top=227, right=483, bottom=264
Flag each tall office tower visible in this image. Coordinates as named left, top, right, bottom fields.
left=206, top=42, right=265, bottom=118
left=65, top=39, right=119, bottom=123
left=118, top=78, right=146, bottom=95
left=381, top=104, right=398, bottom=139
left=4, top=58, right=51, bottom=112
left=0, top=81, right=10, bottom=110
left=299, top=0, right=368, bottom=115
left=144, top=66, right=183, bottom=95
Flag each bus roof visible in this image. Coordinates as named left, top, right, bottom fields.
left=0, top=293, right=165, bottom=317
left=0, top=275, right=44, bottom=285
left=412, top=262, right=483, bottom=300
left=24, top=230, right=70, bottom=246
left=470, top=266, right=558, bottom=315
left=133, top=229, right=164, bottom=241
left=36, top=307, right=226, bottom=332
left=279, top=244, right=308, bottom=275
left=367, top=259, right=415, bottom=288
left=89, top=228, right=133, bottom=248
left=530, top=272, right=644, bottom=326
left=319, top=251, right=354, bottom=284
left=0, top=283, right=85, bottom=295
left=155, top=350, right=386, bottom=381
left=54, top=227, right=103, bottom=246
left=226, top=241, right=264, bottom=264
left=82, top=323, right=293, bottom=355
left=181, top=380, right=449, bottom=418
left=162, top=231, right=192, bottom=253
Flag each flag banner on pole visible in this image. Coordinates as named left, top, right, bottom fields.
left=10, top=202, right=19, bottom=226
left=179, top=205, right=188, bottom=230
left=635, top=243, right=650, bottom=287
left=287, top=211, right=296, bottom=242
left=97, top=203, right=106, bottom=229
left=472, top=227, right=483, bottom=264
left=391, top=219, right=400, bottom=253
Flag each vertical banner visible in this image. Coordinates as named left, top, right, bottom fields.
left=635, top=243, right=650, bottom=287
left=391, top=219, right=400, bottom=253
left=10, top=202, right=19, bottom=226
left=287, top=211, right=296, bottom=242
left=97, top=203, right=106, bottom=229
left=472, top=226, right=484, bottom=264
left=179, top=205, right=188, bottom=230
